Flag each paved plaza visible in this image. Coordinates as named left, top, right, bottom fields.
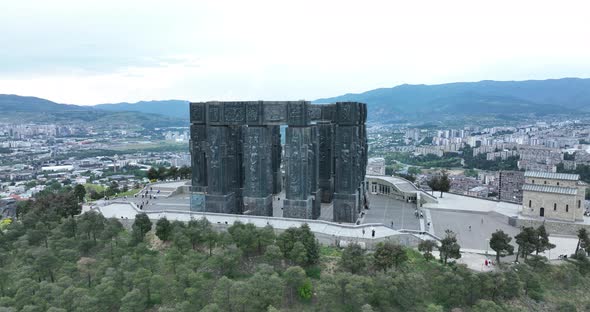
left=428, top=209, right=520, bottom=251
left=90, top=181, right=581, bottom=262
left=362, top=195, right=421, bottom=231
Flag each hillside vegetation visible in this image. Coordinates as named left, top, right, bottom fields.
left=1, top=186, right=590, bottom=311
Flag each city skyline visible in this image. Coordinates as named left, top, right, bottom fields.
left=1, top=0, right=590, bottom=105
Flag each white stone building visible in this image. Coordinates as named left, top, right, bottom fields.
left=521, top=171, right=587, bottom=222
left=366, top=158, right=386, bottom=176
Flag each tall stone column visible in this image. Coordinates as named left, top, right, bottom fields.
left=242, top=126, right=273, bottom=216
left=227, top=125, right=244, bottom=214
left=189, top=103, right=207, bottom=212
left=333, top=102, right=365, bottom=223
left=284, top=126, right=315, bottom=219
left=318, top=121, right=334, bottom=203
left=310, top=125, right=321, bottom=219
left=190, top=124, right=207, bottom=192
left=205, top=126, right=236, bottom=213
left=270, top=125, right=282, bottom=194
left=333, top=125, right=360, bottom=222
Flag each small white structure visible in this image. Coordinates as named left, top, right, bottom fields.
left=366, top=158, right=386, bottom=176
left=41, top=165, right=74, bottom=172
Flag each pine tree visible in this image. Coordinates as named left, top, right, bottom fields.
left=438, top=230, right=461, bottom=264
left=489, top=230, right=514, bottom=263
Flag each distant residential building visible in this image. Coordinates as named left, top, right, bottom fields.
left=473, top=143, right=517, bottom=156
left=466, top=186, right=489, bottom=198
left=486, top=150, right=519, bottom=161
left=517, top=160, right=557, bottom=173
left=498, top=170, right=524, bottom=203
left=518, top=146, right=562, bottom=172
left=521, top=171, right=587, bottom=222
left=415, top=147, right=444, bottom=157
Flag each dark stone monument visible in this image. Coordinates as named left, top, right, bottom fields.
left=189, top=101, right=367, bottom=223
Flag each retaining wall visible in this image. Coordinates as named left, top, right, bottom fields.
left=515, top=218, right=590, bottom=236
left=112, top=207, right=425, bottom=250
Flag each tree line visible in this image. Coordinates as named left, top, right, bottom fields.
left=147, top=165, right=191, bottom=181
left=3, top=186, right=590, bottom=311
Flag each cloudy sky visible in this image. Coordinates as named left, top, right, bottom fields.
left=1, top=0, right=589, bottom=105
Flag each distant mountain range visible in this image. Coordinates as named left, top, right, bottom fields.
left=2, top=78, right=590, bottom=126
left=0, top=94, right=186, bottom=127
left=314, top=78, right=590, bottom=121
left=95, top=100, right=189, bottom=119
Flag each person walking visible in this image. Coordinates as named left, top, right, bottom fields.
left=362, top=229, right=365, bottom=236
left=469, top=225, right=472, bottom=231
left=371, top=227, right=375, bottom=238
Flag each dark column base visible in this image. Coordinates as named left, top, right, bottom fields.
left=243, top=195, right=273, bottom=216
left=206, top=193, right=236, bottom=214
left=320, top=178, right=334, bottom=203
left=233, top=187, right=244, bottom=214
left=273, top=170, right=282, bottom=194
left=283, top=197, right=314, bottom=219
left=312, top=189, right=322, bottom=219
left=190, top=192, right=206, bottom=212
left=333, top=193, right=359, bottom=223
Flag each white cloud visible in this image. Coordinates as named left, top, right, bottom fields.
left=0, top=0, right=589, bottom=104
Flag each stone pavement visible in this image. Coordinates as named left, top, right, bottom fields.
left=94, top=201, right=403, bottom=241
left=428, top=209, right=520, bottom=251
left=90, top=181, right=580, bottom=261
left=362, top=195, right=421, bottom=231
left=423, top=192, right=521, bottom=217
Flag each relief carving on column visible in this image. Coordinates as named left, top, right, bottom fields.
left=265, top=104, right=287, bottom=122
left=209, top=105, right=221, bottom=122
left=341, top=104, right=352, bottom=121
left=224, top=103, right=245, bottom=122
left=289, top=130, right=301, bottom=196
left=190, top=103, right=205, bottom=123
left=308, top=106, right=321, bottom=120
left=247, top=103, right=259, bottom=122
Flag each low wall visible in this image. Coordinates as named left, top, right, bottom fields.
left=170, top=185, right=190, bottom=197
left=515, top=218, right=590, bottom=236
left=111, top=207, right=425, bottom=250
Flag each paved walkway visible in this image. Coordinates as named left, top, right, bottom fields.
left=90, top=181, right=580, bottom=261
left=94, top=201, right=403, bottom=240
left=423, top=192, right=521, bottom=217
left=363, top=195, right=421, bottom=231
left=430, top=209, right=520, bottom=251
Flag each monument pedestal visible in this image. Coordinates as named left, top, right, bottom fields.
left=333, top=193, right=359, bottom=223
left=283, top=197, right=314, bottom=219
left=206, top=193, right=236, bottom=214
left=319, top=179, right=333, bottom=203
left=311, top=189, right=322, bottom=219
left=243, top=195, right=273, bottom=216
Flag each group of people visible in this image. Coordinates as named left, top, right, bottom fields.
left=361, top=227, right=376, bottom=238
left=133, top=186, right=160, bottom=210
